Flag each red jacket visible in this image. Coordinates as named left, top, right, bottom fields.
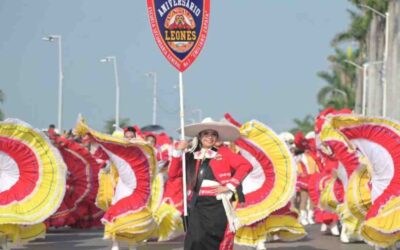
left=168, top=146, right=252, bottom=190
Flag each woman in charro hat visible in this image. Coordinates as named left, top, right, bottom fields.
left=169, top=118, right=253, bottom=250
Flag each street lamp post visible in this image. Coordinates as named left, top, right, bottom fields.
left=382, top=11, right=389, bottom=117
left=383, top=11, right=389, bottom=117
left=362, top=64, right=368, bottom=116
left=145, top=72, right=157, bottom=125
left=344, top=60, right=383, bottom=116
left=332, top=89, right=348, bottom=99
left=344, top=60, right=364, bottom=114
left=359, top=4, right=389, bottom=117
left=42, top=35, right=63, bottom=133
left=100, top=56, right=120, bottom=128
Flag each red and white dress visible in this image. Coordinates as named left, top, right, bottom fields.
left=0, top=119, right=66, bottom=246
left=224, top=114, right=303, bottom=248
left=75, top=116, right=157, bottom=245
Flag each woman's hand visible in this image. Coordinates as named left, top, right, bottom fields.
left=176, top=140, right=189, bottom=151
left=213, top=185, right=230, bottom=194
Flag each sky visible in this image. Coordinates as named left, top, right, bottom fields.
left=0, top=0, right=353, bottom=137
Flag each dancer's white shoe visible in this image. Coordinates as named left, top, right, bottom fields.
left=256, top=241, right=267, bottom=250
left=299, top=210, right=309, bottom=226
left=307, top=210, right=315, bottom=225
left=320, top=223, right=328, bottom=232
left=330, top=223, right=340, bottom=236
left=111, top=240, right=119, bottom=250
left=340, top=224, right=350, bottom=243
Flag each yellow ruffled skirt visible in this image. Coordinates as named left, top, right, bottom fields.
left=103, top=208, right=157, bottom=244
left=319, top=177, right=339, bottom=213
left=360, top=196, right=400, bottom=248
left=0, top=223, right=46, bottom=244
left=346, top=165, right=371, bottom=220
left=149, top=173, right=183, bottom=241
left=153, top=203, right=183, bottom=241
left=96, top=166, right=118, bottom=211
left=235, top=214, right=306, bottom=247
left=337, top=204, right=362, bottom=241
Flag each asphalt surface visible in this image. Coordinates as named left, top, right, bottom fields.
left=12, top=224, right=375, bottom=250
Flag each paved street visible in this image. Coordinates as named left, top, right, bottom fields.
left=13, top=225, right=375, bottom=250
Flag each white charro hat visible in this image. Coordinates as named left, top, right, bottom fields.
left=279, top=132, right=294, bottom=144
left=305, top=131, right=315, bottom=139
left=178, top=117, right=240, bottom=141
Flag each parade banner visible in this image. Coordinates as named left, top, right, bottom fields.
left=147, top=0, right=210, bottom=72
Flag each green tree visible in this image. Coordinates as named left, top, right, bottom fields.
left=104, top=118, right=130, bottom=134
left=290, top=115, right=315, bottom=135
left=317, top=70, right=355, bottom=110
left=321, top=1, right=388, bottom=112
left=334, top=0, right=389, bottom=60
left=317, top=47, right=357, bottom=110
left=332, top=0, right=388, bottom=48
left=291, top=0, right=389, bottom=134
left=327, top=47, right=359, bottom=87
left=331, top=9, right=371, bottom=51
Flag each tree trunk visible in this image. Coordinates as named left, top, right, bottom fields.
left=386, top=0, right=400, bottom=120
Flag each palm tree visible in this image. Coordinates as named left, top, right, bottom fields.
left=317, top=70, right=356, bottom=110
left=0, top=90, right=5, bottom=121
left=291, top=0, right=388, bottom=134
left=332, top=0, right=388, bottom=46
left=352, top=0, right=388, bottom=14
left=317, top=47, right=357, bottom=110
left=104, top=118, right=130, bottom=134
left=331, top=0, right=389, bottom=70
left=332, top=9, right=371, bottom=52
left=290, top=115, right=315, bottom=135
left=330, top=1, right=388, bottom=114
left=327, top=47, right=359, bottom=87
left=324, top=0, right=388, bottom=111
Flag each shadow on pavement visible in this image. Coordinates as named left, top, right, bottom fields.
left=267, top=247, right=325, bottom=250
left=14, top=242, right=106, bottom=250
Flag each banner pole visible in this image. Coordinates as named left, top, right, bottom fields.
left=179, top=71, right=189, bottom=230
